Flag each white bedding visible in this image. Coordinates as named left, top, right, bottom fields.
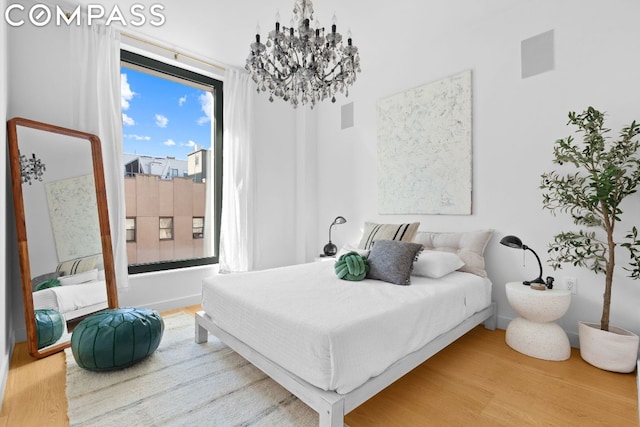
left=201, top=261, right=492, bottom=394
left=32, top=280, right=108, bottom=319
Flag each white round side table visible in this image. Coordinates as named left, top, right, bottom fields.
left=505, top=281, right=572, bottom=361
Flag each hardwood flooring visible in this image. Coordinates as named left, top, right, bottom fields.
left=1, top=305, right=637, bottom=426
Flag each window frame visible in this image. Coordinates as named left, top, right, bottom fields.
left=159, top=216, right=174, bottom=241
left=192, top=216, right=205, bottom=239
left=126, top=217, right=136, bottom=242
left=121, top=50, right=223, bottom=274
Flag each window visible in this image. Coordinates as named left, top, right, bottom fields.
left=159, top=217, right=174, bottom=240
left=126, top=218, right=136, bottom=242
left=121, top=50, right=223, bottom=274
left=193, top=217, right=204, bottom=239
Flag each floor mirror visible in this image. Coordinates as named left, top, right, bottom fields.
left=7, top=117, right=119, bottom=358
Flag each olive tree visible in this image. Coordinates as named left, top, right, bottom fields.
left=540, top=107, right=640, bottom=331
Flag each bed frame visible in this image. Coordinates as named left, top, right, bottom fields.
left=195, top=302, right=496, bottom=427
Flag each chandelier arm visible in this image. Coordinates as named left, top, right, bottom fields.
left=263, top=56, right=296, bottom=84
left=317, top=59, right=354, bottom=82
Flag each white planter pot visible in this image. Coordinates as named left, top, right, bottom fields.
left=578, top=321, right=639, bottom=373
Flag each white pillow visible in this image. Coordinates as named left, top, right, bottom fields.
left=412, top=230, right=493, bottom=277
left=59, top=268, right=99, bottom=286
left=412, top=250, right=465, bottom=279
left=358, top=222, right=420, bottom=250
left=336, top=243, right=370, bottom=259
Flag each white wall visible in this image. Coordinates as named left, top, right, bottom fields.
left=315, top=0, right=640, bottom=345
left=1, top=0, right=10, bottom=404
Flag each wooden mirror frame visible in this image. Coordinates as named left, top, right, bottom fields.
left=7, top=117, right=119, bottom=358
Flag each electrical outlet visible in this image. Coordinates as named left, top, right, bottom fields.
left=563, top=277, right=577, bottom=294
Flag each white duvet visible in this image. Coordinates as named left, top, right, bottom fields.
left=32, top=280, right=108, bottom=317
left=202, top=261, right=491, bottom=395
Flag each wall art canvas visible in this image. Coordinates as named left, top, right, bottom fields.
left=376, top=69, right=472, bottom=214
left=45, top=173, right=101, bottom=261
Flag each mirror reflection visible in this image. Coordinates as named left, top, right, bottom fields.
left=7, top=118, right=118, bottom=358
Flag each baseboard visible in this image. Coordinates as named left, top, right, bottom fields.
left=0, top=357, right=8, bottom=410
left=134, top=294, right=202, bottom=314
left=566, top=331, right=579, bottom=349
left=0, top=342, right=14, bottom=412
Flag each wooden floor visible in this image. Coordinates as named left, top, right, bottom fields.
left=1, top=305, right=637, bottom=426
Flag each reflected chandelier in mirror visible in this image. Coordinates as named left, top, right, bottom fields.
left=7, top=117, right=119, bottom=358
left=20, top=151, right=46, bottom=185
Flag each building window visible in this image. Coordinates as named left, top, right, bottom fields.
left=193, top=217, right=204, bottom=239
left=126, top=218, right=136, bottom=242
left=121, top=50, right=223, bottom=273
left=159, top=217, right=174, bottom=240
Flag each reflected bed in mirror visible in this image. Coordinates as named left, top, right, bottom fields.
left=7, top=117, right=119, bottom=358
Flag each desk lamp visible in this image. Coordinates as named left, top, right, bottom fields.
left=323, top=216, right=347, bottom=256
left=500, top=235, right=549, bottom=288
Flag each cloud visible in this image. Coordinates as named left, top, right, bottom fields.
left=179, top=95, right=187, bottom=106
left=124, top=134, right=151, bottom=141
left=121, top=73, right=135, bottom=110
left=184, top=140, right=197, bottom=149
left=163, top=139, right=176, bottom=147
left=122, top=113, right=135, bottom=126
left=197, top=92, right=213, bottom=125
left=155, top=114, right=169, bottom=128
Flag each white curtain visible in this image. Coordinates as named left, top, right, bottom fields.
left=69, top=24, right=128, bottom=289
left=219, top=68, right=256, bottom=273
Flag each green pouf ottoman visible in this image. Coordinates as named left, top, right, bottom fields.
left=71, top=307, right=164, bottom=372
left=35, top=309, right=65, bottom=349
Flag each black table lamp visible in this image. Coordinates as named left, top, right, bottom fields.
left=500, top=235, right=546, bottom=287
left=323, top=216, right=347, bottom=256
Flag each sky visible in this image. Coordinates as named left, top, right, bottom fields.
left=120, top=66, right=213, bottom=161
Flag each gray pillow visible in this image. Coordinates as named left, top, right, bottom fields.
left=366, top=240, right=424, bottom=285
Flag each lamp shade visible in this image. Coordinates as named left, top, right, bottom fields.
left=500, top=235, right=524, bottom=249
left=332, top=216, right=347, bottom=226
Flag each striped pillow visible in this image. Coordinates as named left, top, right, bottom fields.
left=56, top=254, right=101, bottom=276
left=357, top=222, right=420, bottom=250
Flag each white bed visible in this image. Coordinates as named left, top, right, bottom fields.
left=32, top=279, right=108, bottom=321
left=196, top=257, right=496, bottom=426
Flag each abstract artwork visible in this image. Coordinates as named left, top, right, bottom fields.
left=376, top=69, right=472, bottom=214
left=45, top=174, right=102, bottom=261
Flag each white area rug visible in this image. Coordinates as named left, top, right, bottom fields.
left=65, top=312, right=317, bottom=426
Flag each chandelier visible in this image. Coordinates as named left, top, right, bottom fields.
left=245, top=0, right=361, bottom=108
left=20, top=152, right=46, bottom=185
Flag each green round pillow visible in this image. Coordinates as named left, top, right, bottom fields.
left=34, top=278, right=61, bottom=292
left=35, top=309, right=65, bottom=349
left=335, top=251, right=369, bottom=281
left=71, top=307, right=164, bottom=372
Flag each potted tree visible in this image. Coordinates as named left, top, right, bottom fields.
left=540, top=106, right=640, bottom=373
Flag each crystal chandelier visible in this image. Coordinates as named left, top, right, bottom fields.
left=20, top=152, right=46, bottom=185
left=245, top=0, right=361, bottom=108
